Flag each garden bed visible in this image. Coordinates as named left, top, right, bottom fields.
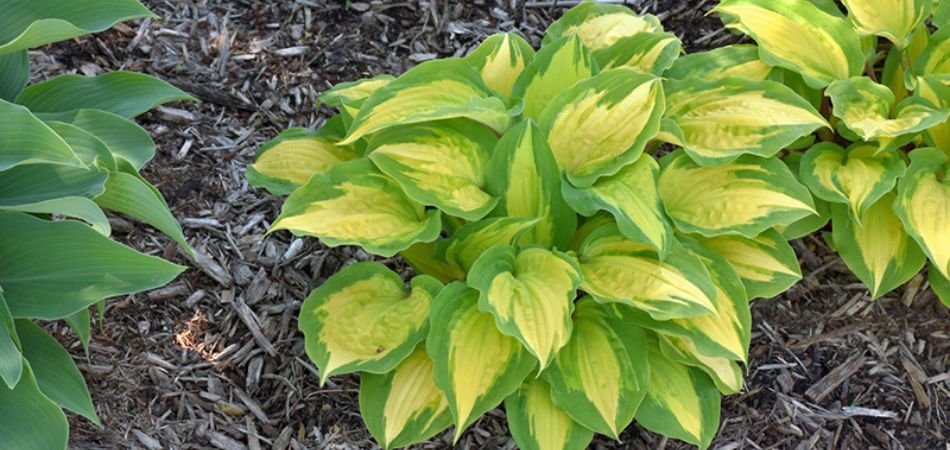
left=38, top=1, right=950, bottom=449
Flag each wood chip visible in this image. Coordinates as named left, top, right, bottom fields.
left=806, top=353, right=866, bottom=402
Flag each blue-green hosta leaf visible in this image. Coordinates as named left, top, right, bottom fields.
left=800, top=142, right=906, bottom=222
left=0, top=164, right=106, bottom=207
left=0, top=211, right=185, bottom=319
left=0, top=51, right=29, bottom=101
left=17, top=71, right=193, bottom=119
left=0, top=99, right=83, bottom=171
left=693, top=229, right=801, bottom=300
left=592, top=32, right=682, bottom=75
left=468, top=245, right=581, bottom=370
left=512, top=35, right=597, bottom=122
left=660, top=77, right=827, bottom=165
left=359, top=345, right=452, bottom=450
left=427, top=282, right=537, bottom=442
left=485, top=120, right=576, bottom=249
left=542, top=2, right=662, bottom=50
left=714, top=0, right=865, bottom=88
left=248, top=120, right=357, bottom=196
left=828, top=193, right=927, bottom=299
left=842, top=0, right=931, bottom=48
left=0, top=360, right=68, bottom=450
left=894, top=148, right=950, bottom=279
left=271, top=159, right=442, bottom=258
left=298, top=262, right=442, bottom=384
left=339, top=58, right=510, bottom=144
left=658, top=151, right=817, bottom=238
left=562, top=153, right=673, bottom=257
left=541, top=298, right=649, bottom=439
left=665, top=45, right=776, bottom=81
left=368, top=119, right=498, bottom=221
left=539, top=68, right=664, bottom=188
left=504, top=377, right=594, bottom=450
left=94, top=170, right=191, bottom=252
left=64, top=307, right=92, bottom=355
left=46, top=121, right=117, bottom=170
left=59, top=109, right=158, bottom=170
left=465, top=33, right=535, bottom=97
left=827, top=76, right=949, bottom=143
left=0, top=196, right=109, bottom=235
left=0, top=291, right=21, bottom=389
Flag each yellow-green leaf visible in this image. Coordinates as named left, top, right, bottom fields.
left=843, top=0, right=931, bottom=48
left=485, top=120, right=576, bottom=248
left=714, top=0, right=865, bottom=87
left=539, top=68, right=664, bottom=187
left=660, top=77, right=827, bottom=165
left=659, top=336, right=744, bottom=395
left=469, top=246, right=581, bottom=370
left=827, top=76, right=950, bottom=142
left=340, top=58, right=509, bottom=144
left=359, top=345, right=452, bottom=450
left=562, top=153, right=673, bottom=257
left=437, top=217, right=540, bottom=274
left=319, top=75, right=394, bottom=120
left=541, top=298, right=649, bottom=439
left=465, top=33, right=535, bottom=97
left=512, top=35, right=596, bottom=122
left=694, top=229, right=801, bottom=299
left=665, top=44, right=776, bottom=81
left=917, top=26, right=950, bottom=76
left=271, top=159, right=441, bottom=257
left=400, top=241, right=466, bottom=284
left=894, top=148, right=950, bottom=279
left=577, top=221, right=718, bottom=320
left=542, top=2, right=662, bottom=51
left=367, top=119, right=498, bottom=221
left=658, top=151, right=816, bottom=237
left=592, top=32, right=682, bottom=75
left=427, top=282, right=537, bottom=441
left=917, top=75, right=950, bottom=152
left=504, top=378, right=594, bottom=450
left=298, top=262, right=443, bottom=384
left=799, top=142, right=906, bottom=222
left=929, top=264, right=950, bottom=308
left=829, top=193, right=927, bottom=298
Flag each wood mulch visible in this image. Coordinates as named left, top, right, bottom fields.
left=31, top=1, right=948, bottom=449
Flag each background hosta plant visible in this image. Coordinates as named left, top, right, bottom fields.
left=710, top=0, right=950, bottom=305
left=0, top=0, right=193, bottom=448
left=250, top=2, right=828, bottom=448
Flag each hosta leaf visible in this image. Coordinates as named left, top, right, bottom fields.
left=299, top=262, right=441, bottom=384
left=916, top=75, right=950, bottom=152
left=504, top=378, right=594, bottom=450
left=592, top=32, right=682, bottom=75
left=636, top=340, right=721, bottom=450
left=562, top=153, right=673, bottom=257
left=248, top=122, right=357, bottom=196
left=271, top=159, right=441, bottom=257
left=577, top=222, right=718, bottom=320
left=659, top=151, right=816, bottom=237
left=660, top=77, right=827, bottom=165
left=427, top=282, right=537, bottom=441
left=512, top=35, right=596, bottom=122
left=539, top=68, right=664, bottom=188
left=829, top=193, right=927, bottom=298
left=694, top=229, right=801, bottom=299
left=0, top=164, right=106, bottom=207
left=0, top=361, right=68, bottom=450
left=437, top=217, right=539, bottom=273
left=485, top=120, right=576, bottom=248
left=59, top=108, right=157, bottom=169
left=917, top=27, right=950, bottom=76
left=827, top=76, right=949, bottom=141
left=0, top=99, right=83, bottom=171
left=935, top=0, right=950, bottom=28
left=0, top=51, right=29, bottom=101
left=64, top=307, right=92, bottom=355
left=665, top=45, right=775, bottom=81
left=94, top=170, right=191, bottom=252
left=929, top=265, right=950, bottom=308
left=659, top=336, right=744, bottom=395
left=465, top=33, right=535, bottom=97
left=400, top=242, right=465, bottom=284
left=0, top=211, right=184, bottom=320
left=17, top=72, right=193, bottom=119
left=780, top=152, right=833, bottom=239
left=0, top=291, right=21, bottom=389
left=800, top=142, right=906, bottom=222
left=340, top=59, right=509, bottom=144
left=0, top=196, right=109, bottom=236
left=542, top=2, right=662, bottom=50
left=468, top=246, right=581, bottom=370
left=368, top=119, right=497, bottom=221
left=359, top=346, right=452, bottom=450
left=541, top=298, right=649, bottom=439
left=0, top=0, right=153, bottom=55
left=894, top=148, right=950, bottom=279
left=842, top=0, right=930, bottom=48
left=46, top=121, right=116, bottom=170
left=319, top=75, right=394, bottom=120
left=713, top=0, right=864, bottom=87
left=16, top=320, right=98, bottom=424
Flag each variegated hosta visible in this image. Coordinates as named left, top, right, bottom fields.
left=711, top=0, right=950, bottom=303
left=249, top=2, right=826, bottom=449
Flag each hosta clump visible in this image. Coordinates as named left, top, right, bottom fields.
left=705, top=0, right=950, bottom=305
left=250, top=2, right=828, bottom=448
left=0, top=0, right=193, bottom=448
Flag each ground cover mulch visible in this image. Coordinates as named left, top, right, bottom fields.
left=33, top=1, right=949, bottom=448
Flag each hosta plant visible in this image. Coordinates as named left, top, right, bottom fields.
left=250, top=2, right=830, bottom=449
left=0, top=0, right=193, bottom=448
left=706, top=0, right=950, bottom=305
